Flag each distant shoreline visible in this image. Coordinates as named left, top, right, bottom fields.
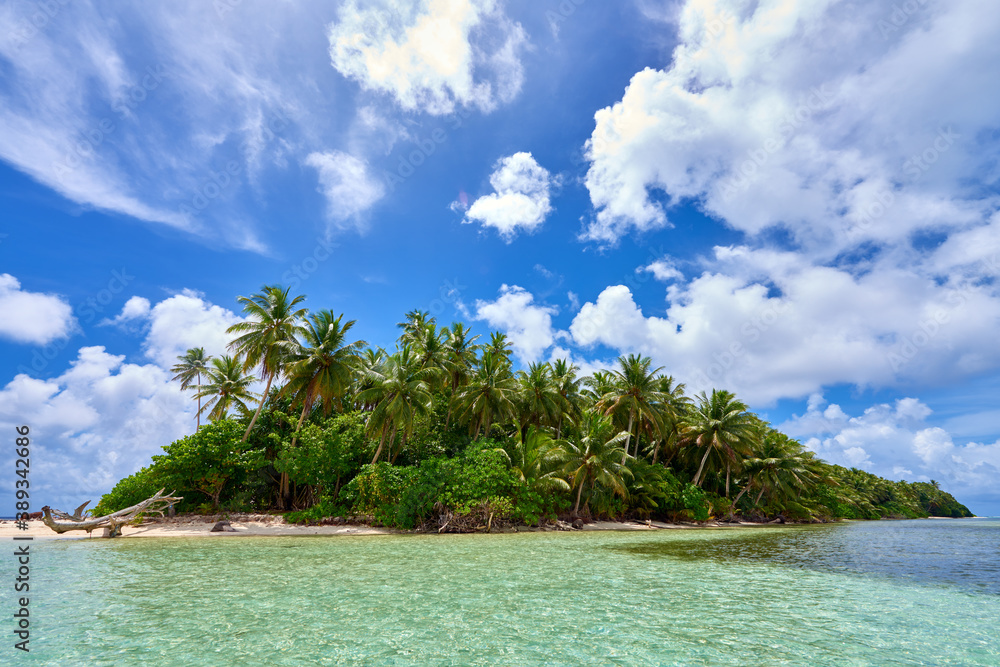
left=1, top=514, right=981, bottom=540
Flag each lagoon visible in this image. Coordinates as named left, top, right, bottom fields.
left=7, top=519, right=999, bottom=665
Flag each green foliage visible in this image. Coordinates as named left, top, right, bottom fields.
left=341, top=441, right=520, bottom=529
left=394, top=442, right=519, bottom=528
left=153, top=420, right=265, bottom=510
left=274, top=413, right=368, bottom=496
left=341, top=461, right=417, bottom=525
left=285, top=498, right=350, bottom=525
left=93, top=465, right=162, bottom=516
left=681, top=483, right=710, bottom=521
left=103, top=302, right=978, bottom=526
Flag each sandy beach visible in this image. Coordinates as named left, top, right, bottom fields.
left=0, top=516, right=746, bottom=540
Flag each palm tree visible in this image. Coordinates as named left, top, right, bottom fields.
left=398, top=309, right=434, bottom=345
left=358, top=345, right=436, bottom=463
left=452, top=348, right=518, bottom=439
left=443, top=322, right=481, bottom=391
left=283, top=311, right=367, bottom=436
left=594, top=354, right=666, bottom=458
left=683, top=389, right=755, bottom=488
left=502, top=426, right=570, bottom=496
left=194, top=355, right=259, bottom=422
left=551, top=358, right=584, bottom=440
left=649, top=375, right=692, bottom=465
left=411, top=320, right=448, bottom=386
left=170, top=347, right=213, bottom=430
left=516, top=362, right=561, bottom=441
left=226, top=285, right=308, bottom=441
left=487, top=331, right=513, bottom=365
left=583, top=370, right=616, bottom=404
left=733, top=429, right=815, bottom=510
left=354, top=347, right=388, bottom=411
left=554, top=410, right=633, bottom=516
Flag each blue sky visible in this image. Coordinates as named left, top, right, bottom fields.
left=1, top=0, right=999, bottom=515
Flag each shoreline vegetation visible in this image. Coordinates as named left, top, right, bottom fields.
left=4, top=513, right=979, bottom=541
left=83, top=285, right=971, bottom=537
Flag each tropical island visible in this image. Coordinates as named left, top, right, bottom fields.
left=93, top=285, right=972, bottom=531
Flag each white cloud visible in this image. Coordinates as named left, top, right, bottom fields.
left=582, top=0, right=1000, bottom=250
left=464, top=152, right=555, bottom=241
left=0, top=274, right=75, bottom=344
left=474, top=284, right=559, bottom=363
left=568, top=243, right=1000, bottom=405
left=305, top=150, right=386, bottom=231
left=0, top=289, right=250, bottom=511
left=567, top=291, right=580, bottom=311
left=0, top=2, right=347, bottom=248
left=643, top=258, right=683, bottom=282
left=140, top=290, right=245, bottom=368
left=327, top=0, right=527, bottom=115
left=103, top=295, right=151, bottom=327
left=781, top=395, right=1000, bottom=514
left=0, top=346, right=192, bottom=511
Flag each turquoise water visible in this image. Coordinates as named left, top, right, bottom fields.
left=3, top=519, right=998, bottom=665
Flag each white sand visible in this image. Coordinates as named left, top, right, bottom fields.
left=0, top=516, right=776, bottom=540
left=0, top=518, right=395, bottom=539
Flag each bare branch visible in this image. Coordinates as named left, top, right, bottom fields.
left=41, top=489, right=183, bottom=537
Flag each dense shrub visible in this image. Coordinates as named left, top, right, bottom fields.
left=93, top=465, right=162, bottom=516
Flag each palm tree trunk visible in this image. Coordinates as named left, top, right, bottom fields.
left=728, top=482, right=752, bottom=521
left=755, top=485, right=766, bottom=506
left=390, top=431, right=403, bottom=465
left=732, top=483, right=750, bottom=507
left=573, top=477, right=585, bottom=515
left=196, top=372, right=202, bottom=430
left=242, top=371, right=273, bottom=442
left=291, top=393, right=311, bottom=448
left=371, top=423, right=389, bottom=464
left=625, top=408, right=634, bottom=453
left=726, top=463, right=731, bottom=498
left=694, top=444, right=712, bottom=487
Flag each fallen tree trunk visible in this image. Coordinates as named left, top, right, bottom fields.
left=41, top=489, right=183, bottom=537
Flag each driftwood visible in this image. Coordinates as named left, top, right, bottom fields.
left=41, top=489, right=182, bottom=538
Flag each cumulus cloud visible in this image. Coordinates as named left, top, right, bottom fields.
left=464, top=152, right=555, bottom=241
left=567, top=242, right=1000, bottom=405
left=582, top=0, right=1000, bottom=250
left=327, top=0, right=527, bottom=115
left=0, top=289, right=250, bottom=511
left=642, top=258, right=683, bottom=282
left=0, top=274, right=75, bottom=344
left=0, top=346, right=192, bottom=511
left=305, top=151, right=386, bottom=231
left=781, top=395, right=1000, bottom=514
left=474, top=284, right=560, bottom=363
left=103, top=296, right=151, bottom=327
left=139, top=290, right=245, bottom=368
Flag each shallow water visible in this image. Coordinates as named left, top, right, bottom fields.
left=3, top=519, right=998, bottom=665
